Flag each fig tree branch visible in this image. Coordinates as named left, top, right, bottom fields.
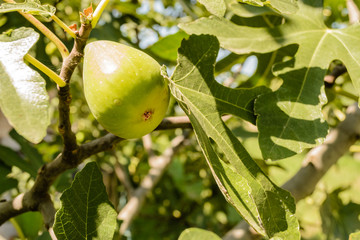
left=156, top=116, right=193, bottom=130
left=77, top=115, right=197, bottom=159
left=142, top=134, right=156, bottom=157
left=0, top=21, right=92, bottom=229
left=58, top=23, right=91, bottom=155
left=0, top=110, right=194, bottom=227
left=324, top=64, right=347, bottom=86
left=223, top=104, right=360, bottom=240
left=114, top=159, right=135, bottom=198
left=156, top=115, right=231, bottom=130
left=347, top=0, right=360, bottom=24
left=0, top=106, right=235, bottom=226
left=282, top=104, right=360, bottom=200
left=0, top=112, right=202, bottom=225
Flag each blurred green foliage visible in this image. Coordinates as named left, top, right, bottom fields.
left=1, top=0, right=360, bottom=239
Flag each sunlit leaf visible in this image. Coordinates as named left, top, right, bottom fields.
left=238, top=0, right=298, bottom=14
left=228, top=1, right=276, bottom=17
left=178, top=228, right=221, bottom=240
left=0, top=0, right=56, bottom=20
left=180, top=0, right=360, bottom=159
left=198, top=0, right=226, bottom=17
left=0, top=27, right=50, bottom=144
left=169, top=34, right=300, bottom=239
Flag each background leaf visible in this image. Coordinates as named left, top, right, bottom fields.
left=0, top=0, right=56, bottom=20
left=320, top=189, right=360, bottom=239
left=0, top=162, right=18, bottom=195
left=149, top=31, right=188, bottom=63
left=0, top=27, right=50, bottom=144
left=178, top=227, right=221, bottom=240
left=0, top=145, right=38, bottom=178
left=53, top=162, right=117, bottom=240
left=238, top=0, right=298, bottom=14
left=9, top=130, right=44, bottom=169
left=227, top=1, right=276, bottom=18
left=13, top=212, right=43, bottom=240
left=169, top=34, right=300, bottom=238
left=180, top=0, right=360, bottom=160
left=197, top=0, right=226, bottom=17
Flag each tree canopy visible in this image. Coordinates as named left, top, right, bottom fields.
left=1, top=0, right=360, bottom=239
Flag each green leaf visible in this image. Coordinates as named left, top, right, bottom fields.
left=178, top=228, right=221, bottom=240
left=149, top=31, right=188, bottom=62
left=0, top=27, right=50, bottom=144
left=0, top=145, right=38, bottom=178
left=0, top=0, right=56, bottom=20
left=198, top=0, right=226, bottom=17
left=180, top=0, right=360, bottom=159
left=0, top=162, right=18, bottom=194
left=179, top=16, right=281, bottom=55
left=14, top=212, right=43, bottom=239
left=320, top=189, right=360, bottom=239
left=255, top=66, right=329, bottom=159
left=169, top=34, right=300, bottom=238
left=265, top=0, right=298, bottom=14
left=239, top=0, right=267, bottom=7
left=238, top=0, right=298, bottom=14
left=169, top=35, right=270, bottom=125
left=9, top=130, right=44, bottom=169
left=53, top=162, right=117, bottom=240
left=228, top=1, right=276, bottom=17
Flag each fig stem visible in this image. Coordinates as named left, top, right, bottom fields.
left=24, top=54, right=66, bottom=87
left=51, top=15, right=77, bottom=39
left=2, top=0, right=69, bottom=59
left=91, top=0, right=110, bottom=28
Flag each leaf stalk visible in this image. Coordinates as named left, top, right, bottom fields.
left=24, top=54, right=66, bottom=87
left=2, top=0, right=69, bottom=59
left=91, top=0, right=109, bottom=28
left=51, top=15, right=77, bottom=39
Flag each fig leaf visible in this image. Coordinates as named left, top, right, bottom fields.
left=0, top=27, right=50, bottom=144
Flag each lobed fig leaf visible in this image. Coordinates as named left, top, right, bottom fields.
left=83, top=41, right=170, bottom=139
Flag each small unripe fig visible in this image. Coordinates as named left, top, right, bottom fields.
left=83, top=40, right=170, bottom=139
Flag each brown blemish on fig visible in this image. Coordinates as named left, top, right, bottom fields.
left=142, top=110, right=154, bottom=121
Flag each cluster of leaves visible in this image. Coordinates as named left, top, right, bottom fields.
left=1, top=0, right=360, bottom=239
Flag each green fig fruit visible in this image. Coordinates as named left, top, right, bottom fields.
left=83, top=40, right=170, bottom=139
